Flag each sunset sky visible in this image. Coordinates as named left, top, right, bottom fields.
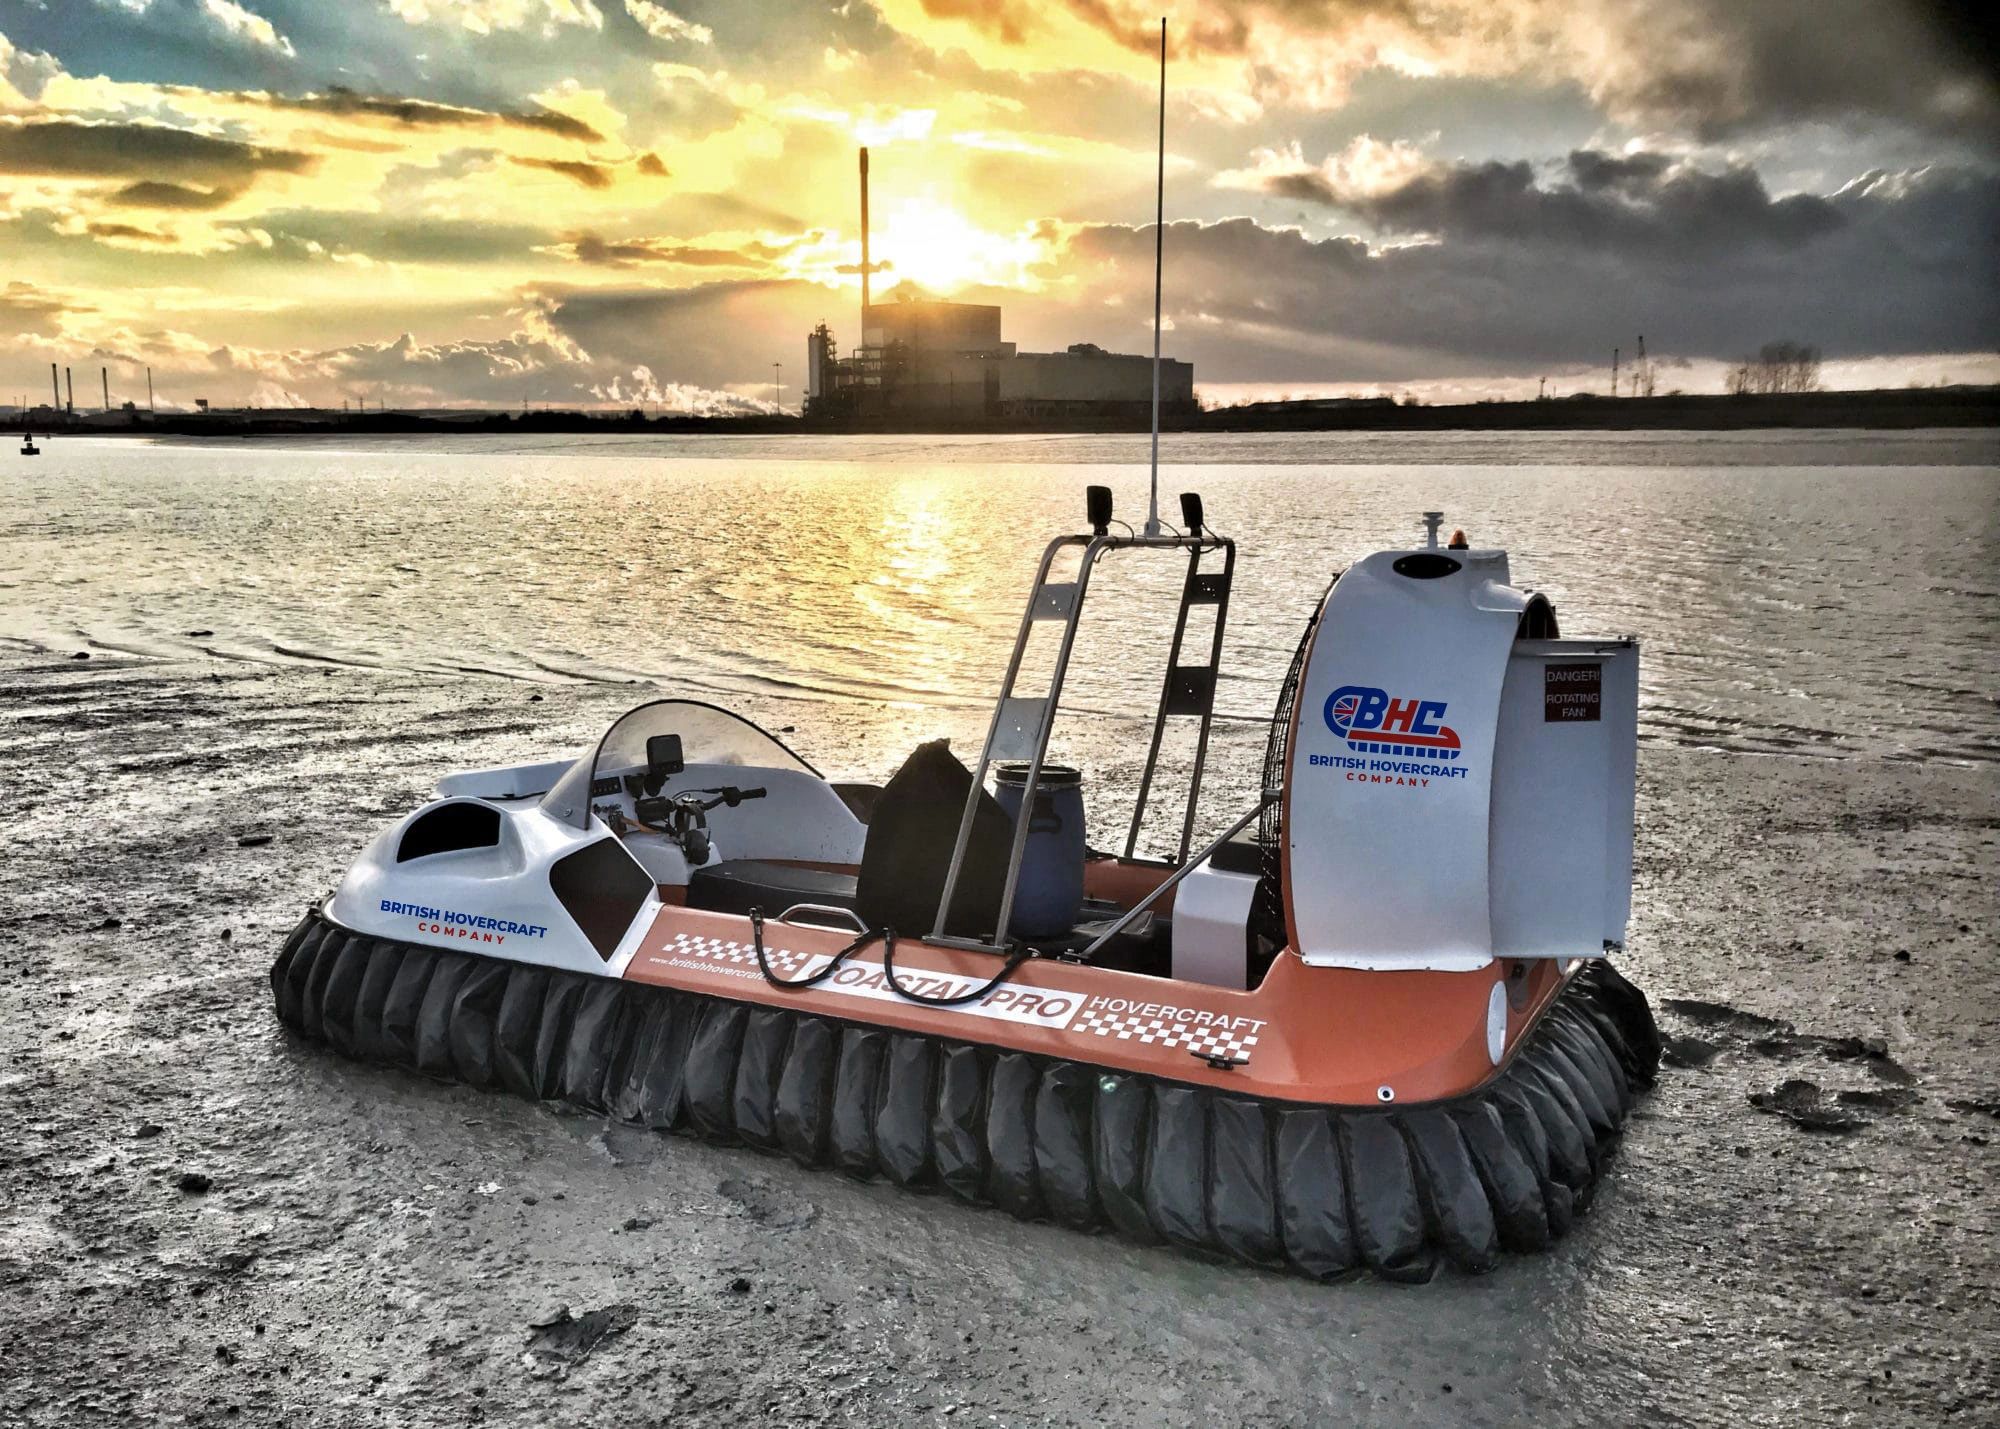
left=1, top=0, right=1994, bottom=411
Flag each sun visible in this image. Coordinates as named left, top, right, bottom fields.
left=874, top=196, right=1049, bottom=295
left=781, top=193, right=1058, bottom=297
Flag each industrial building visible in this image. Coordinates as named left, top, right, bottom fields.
left=805, top=150, right=1194, bottom=422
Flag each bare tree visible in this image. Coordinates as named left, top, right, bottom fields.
left=1733, top=340, right=1823, bottom=394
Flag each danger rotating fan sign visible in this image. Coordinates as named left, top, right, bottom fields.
left=1544, top=663, right=1602, bottom=722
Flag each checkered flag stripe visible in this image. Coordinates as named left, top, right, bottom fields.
left=667, top=930, right=813, bottom=976
left=1073, top=1007, right=1259, bottom=1063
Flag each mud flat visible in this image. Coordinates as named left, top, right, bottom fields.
left=2, top=654, right=1995, bottom=1426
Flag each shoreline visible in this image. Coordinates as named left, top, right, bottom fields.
left=11, top=384, right=1997, bottom=440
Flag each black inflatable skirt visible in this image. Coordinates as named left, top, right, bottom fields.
left=272, top=907, right=1660, bottom=1282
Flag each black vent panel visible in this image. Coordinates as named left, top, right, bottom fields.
left=397, top=802, right=502, bottom=863
left=549, top=838, right=654, bottom=960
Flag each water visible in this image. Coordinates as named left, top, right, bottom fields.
left=3, top=428, right=1996, bottom=767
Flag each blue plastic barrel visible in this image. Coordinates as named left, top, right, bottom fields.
left=992, top=762, right=1086, bottom=940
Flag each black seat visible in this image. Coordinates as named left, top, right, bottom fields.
left=686, top=860, right=858, bottom=919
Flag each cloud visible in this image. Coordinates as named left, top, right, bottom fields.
left=83, top=0, right=298, bottom=58
left=0, top=118, right=316, bottom=183
left=1048, top=161, right=1999, bottom=379
left=0, top=30, right=64, bottom=109
left=1218, top=136, right=1436, bottom=206
left=1559, top=0, right=1999, bottom=141
left=11, top=2, right=1991, bottom=410
left=532, top=277, right=831, bottom=395
left=199, top=0, right=296, bottom=57
left=84, top=219, right=178, bottom=245
left=227, top=84, right=604, bottom=143
left=386, top=0, right=606, bottom=36
left=107, top=179, right=247, bottom=210
left=237, top=209, right=548, bottom=265
left=623, top=0, right=711, bottom=45
left=0, top=279, right=78, bottom=338
left=877, top=0, right=2000, bottom=143
left=1240, top=145, right=1849, bottom=256
left=782, top=100, right=936, bottom=146
left=508, top=154, right=613, bottom=187
left=552, top=230, right=803, bottom=269
left=92, top=319, right=773, bottom=414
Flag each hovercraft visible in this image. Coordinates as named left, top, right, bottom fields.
left=272, top=499, right=1658, bottom=1282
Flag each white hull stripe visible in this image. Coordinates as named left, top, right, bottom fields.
left=656, top=931, right=1262, bottom=1063
left=659, top=932, right=1084, bottom=1030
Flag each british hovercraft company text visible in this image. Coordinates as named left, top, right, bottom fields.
left=380, top=900, right=547, bottom=941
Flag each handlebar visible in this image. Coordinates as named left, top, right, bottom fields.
left=685, top=785, right=767, bottom=811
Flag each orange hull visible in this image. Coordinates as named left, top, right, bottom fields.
left=624, top=904, right=1568, bottom=1108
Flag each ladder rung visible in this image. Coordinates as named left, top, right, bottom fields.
left=992, top=697, right=1048, bottom=760
left=926, top=934, right=1009, bottom=955
left=1032, top=583, right=1078, bottom=621
left=1163, top=666, right=1216, bottom=716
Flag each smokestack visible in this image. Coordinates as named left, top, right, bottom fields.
left=103, top=367, right=110, bottom=412
left=65, top=366, right=73, bottom=415
left=859, top=146, right=870, bottom=334
left=147, top=366, right=154, bottom=413
left=50, top=362, right=59, bottom=412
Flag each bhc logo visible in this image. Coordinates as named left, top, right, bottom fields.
left=1324, top=685, right=1462, bottom=760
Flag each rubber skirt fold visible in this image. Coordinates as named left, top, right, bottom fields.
left=273, top=910, right=1659, bottom=1282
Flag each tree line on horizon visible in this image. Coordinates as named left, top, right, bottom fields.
left=1727, top=340, right=1824, bottom=396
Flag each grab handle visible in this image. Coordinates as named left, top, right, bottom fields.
left=775, top=902, right=869, bottom=934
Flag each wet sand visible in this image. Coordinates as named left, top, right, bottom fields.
left=2, top=653, right=1995, bottom=1426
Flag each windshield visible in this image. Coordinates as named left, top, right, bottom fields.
left=541, top=699, right=818, bottom=829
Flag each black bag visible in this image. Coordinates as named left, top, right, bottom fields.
left=856, top=740, right=1012, bottom=937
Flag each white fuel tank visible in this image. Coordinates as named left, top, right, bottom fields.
left=1283, top=539, right=1637, bottom=971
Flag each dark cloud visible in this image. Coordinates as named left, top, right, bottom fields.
left=918, top=0, right=1042, bottom=48
left=240, top=210, right=546, bottom=265
left=0, top=280, right=79, bottom=338
left=915, top=0, right=1999, bottom=143
left=1579, top=0, right=2000, bottom=141
left=84, top=220, right=176, bottom=245
left=204, top=84, right=605, bottom=144
left=107, top=180, right=246, bottom=211
left=1054, top=162, right=1998, bottom=378
left=1274, top=150, right=1847, bottom=256
left=0, top=119, right=316, bottom=183
left=532, top=277, right=829, bottom=392
left=1566, top=150, right=1673, bottom=192
left=509, top=156, right=614, bottom=188
left=561, top=232, right=800, bottom=268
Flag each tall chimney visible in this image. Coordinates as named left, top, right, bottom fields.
left=147, top=366, right=154, bottom=413
left=65, top=366, right=73, bottom=415
left=859, top=146, right=870, bottom=339
left=50, top=362, right=59, bottom=412
left=103, top=367, right=110, bottom=412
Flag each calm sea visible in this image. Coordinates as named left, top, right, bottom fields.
left=4, top=428, right=1995, bottom=767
